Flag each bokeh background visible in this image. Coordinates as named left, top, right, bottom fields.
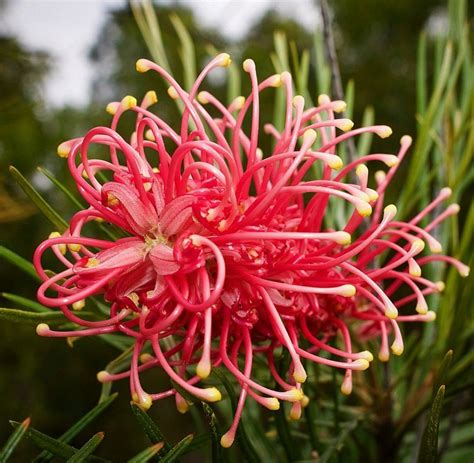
left=0, top=0, right=471, bottom=461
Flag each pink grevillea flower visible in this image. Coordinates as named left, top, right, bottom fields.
left=34, top=53, right=469, bottom=447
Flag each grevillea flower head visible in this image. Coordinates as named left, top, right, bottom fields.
left=34, top=53, right=469, bottom=447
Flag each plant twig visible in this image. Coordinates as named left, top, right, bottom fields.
left=319, top=0, right=357, bottom=164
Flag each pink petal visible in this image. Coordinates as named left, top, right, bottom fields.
left=102, top=182, right=158, bottom=235
left=160, top=195, right=195, bottom=237
left=149, top=243, right=180, bottom=275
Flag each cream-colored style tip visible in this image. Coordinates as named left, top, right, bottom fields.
left=336, top=118, right=354, bottom=132
left=106, top=102, right=120, bottom=115
left=359, top=351, right=374, bottom=362
left=376, top=126, right=393, bottom=138
left=400, top=134, right=413, bottom=147
left=292, top=95, right=305, bottom=108
left=410, top=239, right=425, bottom=254
left=203, top=387, right=222, bottom=402
left=354, top=359, right=370, bottom=370
left=339, top=284, right=356, bottom=297
left=341, top=380, right=352, bottom=395
left=220, top=432, right=235, bottom=448
left=231, top=95, right=245, bottom=109
left=196, top=360, right=211, bottom=379
left=332, top=100, right=347, bottom=113
left=121, top=95, right=137, bottom=109
left=384, top=204, right=397, bottom=218
left=96, top=371, right=110, bottom=383
left=334, top=231, right=352, bottom=245
left=303, top=129, right=317, bottom=145
left=57, top=141, right=71, bottom=158
left=36, top=323, right=50, bottom=336
left=72, top=299, right=85, bottom=311
left=197, top=91, right=210, bottom=105
left=136, top=59, right=151, bottom=73
left=356, top=202, right=373, bottom=217
left=285, top=388, right=304, bottom=402
left=318, top=94, right=331, bottom=105
left=293, top=366, right=307, bottom=384
left=167, top=86, right=179, bottom=100
left=391, top=340, right=404, bottom=356
left=144, top=90, right=158, bottom=106
left=385, top=304, right=398, bottom=319
left=328, top=156, right=343, bottom=170
left=218, top=53, right=232, bottom=67
left=242, top=58, right=254, bottom=72
left=270, top=74, right=282, bottom=87
left=261, top=397, right=280, bottom=410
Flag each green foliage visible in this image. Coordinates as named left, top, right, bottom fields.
left=0, top=417, right=30, bottom=463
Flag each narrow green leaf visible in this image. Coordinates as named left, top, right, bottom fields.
left=33, top=393, right=117, bottom=463
left=160, top=434, right=194, bottom=463
left=0, top=246, right=39, bottom=281
left=418, top=385, right=446, bottom=463
left=37, top=166, right=84, bottom=209
left=130, top=403, right=171, bottom=455
left=127, top=443, right=164, bottom=463
left=169, top=13, right=196, bottom=92
left=1, top=293, right=49, bottom=313
left=417, top=32, right=427, bottom=116
left=9, top=166, right=68, bottom=232
left=66, top=432, right=104, bottom=463
left=0, top=308, right=68, bottom=325
left=433, top=350, right=453, bottom=398
left=202, top=403, right=223, bottom=463
left=0, top=417, right=30, bottom=463
left=357, top=106, right=375, bottom=156
left=9, top=422, right=107, bottom=462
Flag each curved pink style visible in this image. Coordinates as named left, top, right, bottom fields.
left=34, top=54, right=468, bottom=447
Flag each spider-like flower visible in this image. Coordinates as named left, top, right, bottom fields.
left=34, top=54, right=469, bottom=447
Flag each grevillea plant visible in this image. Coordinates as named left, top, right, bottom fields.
left=32, top=54, right=468, bottom=448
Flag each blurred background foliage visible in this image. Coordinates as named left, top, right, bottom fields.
left=0, top=0, right=472, bottom=461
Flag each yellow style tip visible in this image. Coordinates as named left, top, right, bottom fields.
left=121, top=95, right=137, bottom=109
left=196, top=360, right=211, bottom=379
left=36, top=323, right=50, bottom=336
left=376, top=126, right=393, bottom=138
left=218, top=53, right=232, bottom=67
left=391, top=341, right=404, bottom=356
left=203, top=387, right=222, bottom=402
left=136, top=59, right=151, bottom=73
left=220, top=432, right=235, bottom=448
left=339, top=284, right=356, bottom=297
left=57, top=141, right=71, bottom=158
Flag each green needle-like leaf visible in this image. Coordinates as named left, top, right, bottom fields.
left=418, top=385, right=446, bottom=463
left=0, top=246, right=39, bottom=281
left=130, top=402, right=171, bottom=455
left=66, top=432, right=104, bottom=463
left=202, top=403, right=223, bottom=463
left=1, top=293, right=49, bottom=313
left=9, top=422, right=107, bottom=462
left=433, top=350, right=453, bottom=398
left=159, top=434, right=194, bottom=463
left=37, top=166, right=85, bottom=209
left=0, top=417, right=30, bottom=463
left=33, top=393, right=117, bottom=463
left=9, top=166, right=68, bottom=232
left=127, top=443, right=164, bottom=463
left=0, top=308, right=69, bottom=325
